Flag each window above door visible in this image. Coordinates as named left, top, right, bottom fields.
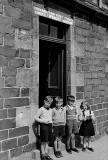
left=39, top=17, right=67, bottom=40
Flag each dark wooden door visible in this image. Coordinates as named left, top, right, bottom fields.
left=39, top=40, right=65, bottom=106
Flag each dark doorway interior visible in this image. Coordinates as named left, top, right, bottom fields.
left=39, top=40, right=66, bottom=107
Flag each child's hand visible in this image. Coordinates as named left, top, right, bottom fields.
left=43, top=120, right=50, bottom=124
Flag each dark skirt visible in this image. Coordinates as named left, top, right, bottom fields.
left=79, top=119, right=95, bottom=137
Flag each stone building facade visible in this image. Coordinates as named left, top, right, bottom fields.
left=0, top=0, right=108, bottom=159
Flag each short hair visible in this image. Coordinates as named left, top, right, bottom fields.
left=55, top=96, right=63, bottom=103
left=67, top=95, right=75, bottom=101
left=44, top=96, right=53, bottom=104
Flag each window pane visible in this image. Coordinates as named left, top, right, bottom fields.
left=39, top=22, right=48, bottom=36
left=50, top=25, right=58, bottom=38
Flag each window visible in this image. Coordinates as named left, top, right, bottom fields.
left=39, top=17, right=66, bottom=40
left=100, top=0, right=108, bottom=10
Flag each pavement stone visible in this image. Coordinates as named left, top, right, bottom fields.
left=50, top=134, right=108, bottom=160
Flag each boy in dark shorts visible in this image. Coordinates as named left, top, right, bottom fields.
left=66, top=95, right=79, bottom=154
left=35, top=96, right=53, bottom=160
left=52, top=96, right=66, bottom=158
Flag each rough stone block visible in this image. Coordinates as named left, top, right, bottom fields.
left=2, top=138, right=17, bottom=151
left=32, top=150, right=40, bottom=160
left=26, top=59, right=30, bottom=68
left=0, top=46, right=17, bottom=58
left=0, top=118, right=16, bottom=130
left=0, top=130, right=8, bottom=141
left=2, top=67, right=17, bottom=77
left=5, top=76, right=16, bottom=87
left=0, top=109, right=7, bottom=119
left=0, top=151, right=9, bottom=160
left=94, top=98, right=101, bottom=104
left=4, top=98, right=29, bottom=108
left=21, top=88, right=29, bottom=97
left=0, top=15, right=12, bottom=34
left=15, top=29, right=32, bottom=49
left=0, top=78, right=4, bottom=88
left=76, top=86, right=84, bottom=92
left=9, top=126, right=29, bottom=138
left=0, top=99, right=3, bottom=109
left=20, top=49, right=31, bottom=58
left=4, top=5, right=21, bottom=18
left=0, top=88, right=20, bottom=98
left=16, top=69, right=33, bottom=87
left=9, top=58, right=25, bottom=68
left=0, top=33, right=3, bottom=45
left=18, top=135, right=29, bottom=147
left=91, top=91, right=98, bottom=98
left=10, top=146, right=23, bottom=158
left=8, top=108, right=16, bottom=118
left=97, top=103, right=102, bottom=110
left=23, top=143, right=36, bottom=153
left=0, top=55, right=8, bottom=67
left=12, top=18, right=32, bottom=30
left=103, top=102, right=108, bottom=108
left=0, top=3, right=3, bottom=14
left=4, top=32, right=15, bottom=47
left=76, top=92, right=84, bottom=100
left=91, top=105, right=98, bottom=111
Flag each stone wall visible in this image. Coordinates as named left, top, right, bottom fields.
left=74, top=16, right=108, bottom=136
left=0, top=0, right=39, bottom=160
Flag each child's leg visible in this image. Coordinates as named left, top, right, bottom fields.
left=58, top=138, right=61, bottom=151
left=41, top=142, right=46, bottom=155
left=66, top=135, right=71, bottom=149
left=58, top=137, right=63, bottom=157
left=83, top=136, right=87, bottom=148
left=87, top=136, right=92, bottom=148
left=70, top=133, right=75, bottom=148
left=45, top=142, right=49, bottom=154
left=54, top=137, right=59, bottom=152
left=87, top=136, right=94, bottom=152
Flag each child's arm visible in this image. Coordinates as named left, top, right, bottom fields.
left=64, top=107, right=66, bottom=124
left=90, top=110, right=95, bottom=122
left=35, top=108, right=49, bottom=124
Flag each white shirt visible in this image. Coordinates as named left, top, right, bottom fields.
left=35, top=106, right=52, bottom=124
left=78, top=109, right=95, bottom=121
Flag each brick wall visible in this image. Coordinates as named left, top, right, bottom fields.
left=74, top=16, right=108, bottom=136
left=0, top=0, right=38, bottom=160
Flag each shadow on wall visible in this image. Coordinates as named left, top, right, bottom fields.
left=32, top=121, right=41, bottom=150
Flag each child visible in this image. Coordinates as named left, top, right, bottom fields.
left=66, top=95, right=79, bottom=154
left=35, top=96, right=53, bottom=160
left=79, top=100, right=95, bottom=152
left=52, top=96, right=66, bottom=158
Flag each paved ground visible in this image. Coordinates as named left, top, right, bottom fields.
left=50, top=134, right=108, bottom=160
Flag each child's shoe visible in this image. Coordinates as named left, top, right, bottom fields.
left=45, top=154, right=53, bottom=160
left=71, top=148, right=79, bottom=153
left=58, top=151, right=63, bottom=157
left=82, top=147, right=86, bottom=152
left=66, top=149, right=72, bottom=154
left=41, top=154, right=47, bottom=160
left=54, top=151, right=61, bottom=158
left=87, top=147, right=94, bottom=152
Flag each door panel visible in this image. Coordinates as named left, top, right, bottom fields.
left=39, top=40, right=65, bottom=106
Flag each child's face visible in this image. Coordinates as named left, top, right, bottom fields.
left=56, top=101, right=63, bottom=108
left=68, top=100, right=75, bottom=107
left=83, top=102, right=87, bottom=110
left=44, top=100, right=51, bottom=108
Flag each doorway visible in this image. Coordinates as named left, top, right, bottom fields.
left=39, top=17, right=67, bottom=106
left=39, top=40, right=66, bottom=106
